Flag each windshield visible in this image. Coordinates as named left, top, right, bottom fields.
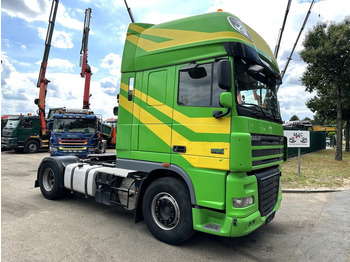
left=5, top=119, right=20, bottom=129
left=103, top=121, right=117, bottom=128
left=235, top=58, right=282, bottom=123
left=53, top=118, right=97, bottom=133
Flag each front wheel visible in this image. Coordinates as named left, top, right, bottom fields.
left=38, top=162, right=66, bottom=200
left=25, top=140, right=39, bottom=153
left=142, top=177, right=194, bottom=245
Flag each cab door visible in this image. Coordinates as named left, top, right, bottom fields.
left=171, top=60, right=231, bottom=171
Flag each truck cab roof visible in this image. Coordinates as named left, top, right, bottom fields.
left=122, top=11, right=279, bottom=73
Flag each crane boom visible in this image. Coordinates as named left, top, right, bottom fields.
left=274, top=0, right=292, bottom=59
left=35, top=0, right=59, bottom=134
left=281, top=0, right=315, bottom=79
left=124, top=0, right=135, bottom=23
left=80, top=8, right=92, bottom=109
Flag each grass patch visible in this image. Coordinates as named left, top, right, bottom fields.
left=280, top=149, right=350, bottom=189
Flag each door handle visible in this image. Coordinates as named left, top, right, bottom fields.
left=173, top=145, right=186, bottom=153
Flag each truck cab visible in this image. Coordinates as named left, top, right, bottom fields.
left=116, top=11, right=285, bottom=239
left=1, top=115, right=49, bottom=153
left=50, top=109, right=106, bottom=157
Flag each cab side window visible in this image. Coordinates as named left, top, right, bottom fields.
left=22, top=119, right=33, bottom=128
left=178, top=62, right=222, bottom=107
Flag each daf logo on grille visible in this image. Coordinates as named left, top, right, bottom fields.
left=251, top=135, right=261, bottom=141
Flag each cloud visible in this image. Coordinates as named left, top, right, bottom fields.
left=37, top=28, right=74, bottom=49
left=2, top=0, right=48, bottom=22
left=35, top=58, right=75, bottom=71
left=278, top=84, right=315, bottom=121
left=1, top=57, right=39, bottom=115
left=2, top=0, right=82, bottom=31
left=282, top=59, right=307, bottom=86
left=100, top=53, right=121, bottom=77
left=100, top=76, right=119, bottom=96
left=57, top=4, right=83, bottom=31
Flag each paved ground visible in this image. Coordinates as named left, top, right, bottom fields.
left=2, top=150, right=350, bottom=262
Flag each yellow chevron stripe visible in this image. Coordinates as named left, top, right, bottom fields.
left=119, top=94, right=229, bottom=169
left=127, top=28, right=251, bottom=53
left=132, top=85, right=231, bottom=134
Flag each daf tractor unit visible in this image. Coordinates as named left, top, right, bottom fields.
left=35, top=11, right=286, bottom=245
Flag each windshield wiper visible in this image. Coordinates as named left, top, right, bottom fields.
left=242, top=103, right=266, bottom=118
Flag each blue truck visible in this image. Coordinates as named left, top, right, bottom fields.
left=50, top=109, right=108, bottom=157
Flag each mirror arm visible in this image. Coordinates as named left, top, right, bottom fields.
left=213, top=108, right=231, bottom=119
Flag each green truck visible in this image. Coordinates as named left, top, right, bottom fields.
left=35, top=11, right=285, bottom=244
left=2, top=115, right=49, bottom=153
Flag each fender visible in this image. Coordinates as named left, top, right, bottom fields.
left=23, top=137, right=41, bottom=147
left=35, top=156, right=81, bottom=188
left=116, top=158, right=197, bottom=224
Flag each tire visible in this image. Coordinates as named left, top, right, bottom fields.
left=25, top=140, right=39, bottom=153
left=142, top=177, right=194, bottom=245
left=38, top=162, right=66, bottom=200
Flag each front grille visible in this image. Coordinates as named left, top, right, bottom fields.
left=254, top=167, right=280, bottom=216
left=59, top=138, right=88, bottom=145
left=252, top=148, right=284, bottom=158
left=251, top=134, right=284, bottom=146
left=251, top=134, right=284, bottom=167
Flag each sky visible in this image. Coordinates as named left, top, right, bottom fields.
left=1, top=0, right=350, bottom=122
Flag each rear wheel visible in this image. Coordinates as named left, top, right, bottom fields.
left=38, top=162, right=66, bottom=200
left=25, top=140, right=39, bottom=153
left=142, top=177, right=194, bottom=245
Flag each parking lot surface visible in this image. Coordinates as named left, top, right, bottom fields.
left=2, top=150, right=350, bottom=261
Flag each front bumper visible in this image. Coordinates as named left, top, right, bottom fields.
left=192, top=166, right=282, bottom=237
left=1, top=137, right=19, bottom=149
left=50, top=146, right=93, bottom=157
left=192, top=192, right=282, bottom=237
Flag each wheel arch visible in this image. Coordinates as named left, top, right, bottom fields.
left=35, top=156, right=81, bottom=188
left=24, top=138, right=41, bottom=151
left=133, top=165, right=196, bottom=224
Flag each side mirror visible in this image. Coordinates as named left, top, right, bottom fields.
left=213, top=92, right=232, bottom=119
left=217, top=60, right=232, bottom=90
left=113, top=107, right=118, bottom=116
left=219, top=92, right=232, bottom=108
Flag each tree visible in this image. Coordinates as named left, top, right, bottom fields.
left=300, top=17, right=350, bottom=160
left=289, top=115, right=299, bottom=121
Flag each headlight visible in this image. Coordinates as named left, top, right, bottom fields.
left=227, top=16, right=252, bottom=41
left=233, top=196, right=254, bottom=208
left=50, top=147, right=57, bottom=152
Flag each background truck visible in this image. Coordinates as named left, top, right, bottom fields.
left=50, top=109, right=107, bottom=157
left=102, top=118, right=118, bottom=147
left=2, top=115, right=49, bottom=153
left=48, top=7, right=111, bottom=158
left=36, top=11, right=285, bottom=245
